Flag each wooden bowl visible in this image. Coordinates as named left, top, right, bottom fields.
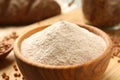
left=14, top=24, right=112, bottom=80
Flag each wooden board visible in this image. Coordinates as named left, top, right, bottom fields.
left=0, top=8, right=120, bottom=80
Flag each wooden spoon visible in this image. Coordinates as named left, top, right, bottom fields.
left=0, top=32, right=18, bottom=59
left=0, top=44, right=13, bottom=59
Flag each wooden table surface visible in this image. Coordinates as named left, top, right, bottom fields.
left=0, top=8, right=120, bottom=80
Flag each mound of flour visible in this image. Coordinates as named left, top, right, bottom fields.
left=21, top=21, right=106, bottom=66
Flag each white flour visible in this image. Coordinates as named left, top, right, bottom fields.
left=21, top=21, right=106, bottom=66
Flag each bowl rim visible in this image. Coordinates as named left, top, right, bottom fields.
left=14, top=23, right=112, bottom=69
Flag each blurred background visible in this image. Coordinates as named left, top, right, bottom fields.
left=56, top=0, right=81, bottom=13
left=0, top=0, right=120, bottom=80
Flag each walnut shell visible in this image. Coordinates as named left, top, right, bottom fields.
left=82, top=0, right=120, bottom=27
left=0, top=0, right=61, bottom=26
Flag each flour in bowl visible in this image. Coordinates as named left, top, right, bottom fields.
left=21, top=21, right=106, bottom=66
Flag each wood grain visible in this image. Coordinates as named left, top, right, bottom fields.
left=0, top=8, right=120, bottom=80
